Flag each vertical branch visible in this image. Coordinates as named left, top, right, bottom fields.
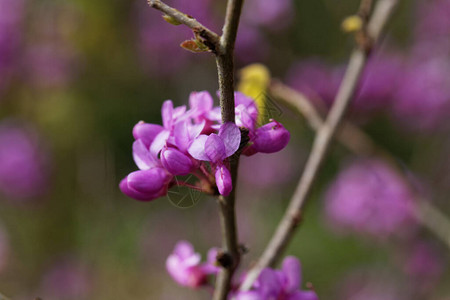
left=240, top=0, right=399, bottom=291
left=213, top=0, right=244, bottom=299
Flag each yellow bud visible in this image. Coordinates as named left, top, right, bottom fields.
left=238, top=64, right=271, bottom=123
left=341, top=15, right=363, bottom=33
left=162, top=14, right=182, bottom=25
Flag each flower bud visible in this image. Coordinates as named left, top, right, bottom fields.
left=161, top=147, right=195, bottom=176
left=252, top=121, right=290, bottom=153
left=119, top=168, right=171, bottom=202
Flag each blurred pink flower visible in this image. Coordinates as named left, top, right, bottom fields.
left=0, top=120, right=50, bottom=201
left=324, top=159, right=417, bottom=238
left=403, top=241, right=445, bottom=291
left=287, top=54, right=403, bottom=118
left=166, top=240, right=219, bottom=288
left=391, top=57, right=450, bottom=132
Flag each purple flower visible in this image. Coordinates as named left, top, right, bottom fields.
left=246, top=120, right=290, bottom=154
left=236, top=256, right=318, bottom=300
left=287, top=54, right=403, bottom=117
left=324, top=159, right=417, bottom=238
left=0, top=120, right=50, bottom=200
left=390, top=57, right=450, bottom=132
left=242, top=0, right=294, bottom=30
left=189, top=122, right=241, bottom=196
left=403, top=241, right=444, bottom=291
left=120, top=91, right=290, bottom=201
left=166, top=241, right=218, bottom=288
left=119, top=139, right=172, bottom=201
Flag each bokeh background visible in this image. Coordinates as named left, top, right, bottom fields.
left=1, top=0, right=450, bottom=299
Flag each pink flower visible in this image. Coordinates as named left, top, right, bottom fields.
left=236, top=256, right=318, bottom=300
left=324, top=159, right=417, bottom=238
left=166, top=241, right=219, bottom=288
left=120, top=91, right=290, bottom=201
left=189, top=122, right=241, bottom=196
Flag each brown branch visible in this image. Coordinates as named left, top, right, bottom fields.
left=212, top=0, right=244, bottom=299
left=239, top=0, right=399, bottom=291
left=271, top=82, right=450, bottom=251
left=147, top=0, right=221, bottom=53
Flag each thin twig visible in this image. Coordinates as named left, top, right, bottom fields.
left=212, top=0, right=245, bottom=299
left=271, top=82, right=450, bottom=251
left=147, top=0, right=221, bottom=53
left=240, top=0, right=399, bottom=291
left=415, top=200, right=450, bottom=250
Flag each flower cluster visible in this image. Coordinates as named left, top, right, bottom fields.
left=235, top=256, right=318, bottom=300
left=166, top=241, right=318, bottom=300
left=120, top=91, right=290, bottom=202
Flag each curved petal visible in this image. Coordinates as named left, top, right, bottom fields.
left=205, top=134, right=226, bottom=162
left=161, top=147, right=194, bottom=175
left=150, top=130, right=170, bottom=156
left=162, top=100, right=174, bottom=129
left=215, top=164, right=232, bottom=196
left=127, top=168, right=170, bottom=195
left=119, top=177, right=159, bottom=201
left=133, top=139, right=156, bottom=170
left=258, top=268, right=282, bottom=298
left=218, top=122, right=241, bottom=157
left=188, top=135, right=209, bottom=161
left=234, top=291, right=263, bottom=300
left=189, top=91, right=213, bottom=113
left=173, top=240, right=196, bottom=259
left=132, top=122, right=164, bottom=147
left=174, top=121, right=190, bottom=153
left=252, top=121, right=290, bottom=154
left=282, top=256, right=301, bottom=292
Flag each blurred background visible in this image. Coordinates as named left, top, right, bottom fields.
left=0, top=0, right=450, bottom=299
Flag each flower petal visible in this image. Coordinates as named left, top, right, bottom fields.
left=161, top=147, right=194, bottom=175
left=282, top=256, right=301, bottom=292
left=218, top=122, right=241, bottom=157
left=252, top=121, right=290, bottom=153
left=132, top=139, right=156, bottom=170
left=161, top=100, right=174, bottom=129
left=132, top=122, right=164, bottom=147
left=119, top=177, right=159, bottom=201
left=150, top=130, right=170, bottom=156
left=205, top=134, right=226, bottom=162
left=189, top=91, right=213, bottom=113
left=188, top=135, right=209, bottom=161
left=127, top=168, right=170, bottom=195
left=235, top=291, right=263, bottom=300
left=215, top=164, right=232, bottom=196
